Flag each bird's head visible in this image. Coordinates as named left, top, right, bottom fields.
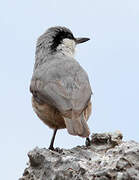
left=37, top=26, right=90, bottom=57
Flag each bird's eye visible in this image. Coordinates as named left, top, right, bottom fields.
left=67, top=33, right=74, bottom=39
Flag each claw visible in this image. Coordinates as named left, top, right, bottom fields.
left=85, top=137, right=91, bottom=147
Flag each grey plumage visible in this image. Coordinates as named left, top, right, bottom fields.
left=30, top=26, right=92, bottom=146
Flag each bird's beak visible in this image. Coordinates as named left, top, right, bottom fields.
left=75, top=37, right=90, bottom=44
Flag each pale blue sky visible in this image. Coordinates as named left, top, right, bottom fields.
left=0, top=0, right=139, bottom=179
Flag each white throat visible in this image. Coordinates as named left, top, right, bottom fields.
left=56, top=38, right=76, bottom=57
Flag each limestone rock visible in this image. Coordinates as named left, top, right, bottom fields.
left=19, top=131, right=139, bottom=180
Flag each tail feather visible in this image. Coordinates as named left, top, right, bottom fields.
left=80, top=113, right=90, bottom=137
left=64, top=112, right=90, bottom=137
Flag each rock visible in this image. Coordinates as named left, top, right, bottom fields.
left=19, top=131, right=139, bottom=180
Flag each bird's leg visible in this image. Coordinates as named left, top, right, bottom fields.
left=48, top=129, right=57, bottom=150
left=85, top=137, right=91, bottom=147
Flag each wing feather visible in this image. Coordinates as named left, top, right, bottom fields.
left=30, top=56, right=92, bottom=115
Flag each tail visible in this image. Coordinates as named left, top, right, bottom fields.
left=64, top=112, right=90, bottom=137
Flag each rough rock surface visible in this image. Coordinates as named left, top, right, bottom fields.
left=19, top=131, right=139, bottom=180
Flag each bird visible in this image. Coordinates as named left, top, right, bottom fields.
left=30, top=26, right=92, bottom=150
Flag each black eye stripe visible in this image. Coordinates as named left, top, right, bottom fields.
left=66, top=33, right=74, bottom=39
left=50, top=31, right=74, bottom=52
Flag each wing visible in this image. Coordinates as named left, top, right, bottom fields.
left=30, top=56, right=92, bottom=115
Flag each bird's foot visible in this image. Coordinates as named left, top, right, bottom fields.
left=85, top=137, right=91, bottom=147
left=48, top=145, right=54, bottom=151
left=55, top=147, right=63, bottom=153
left=48, top=146, right=63, bottom=153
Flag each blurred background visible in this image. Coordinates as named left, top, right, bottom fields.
left=0, top=0, right=139, bottom=179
